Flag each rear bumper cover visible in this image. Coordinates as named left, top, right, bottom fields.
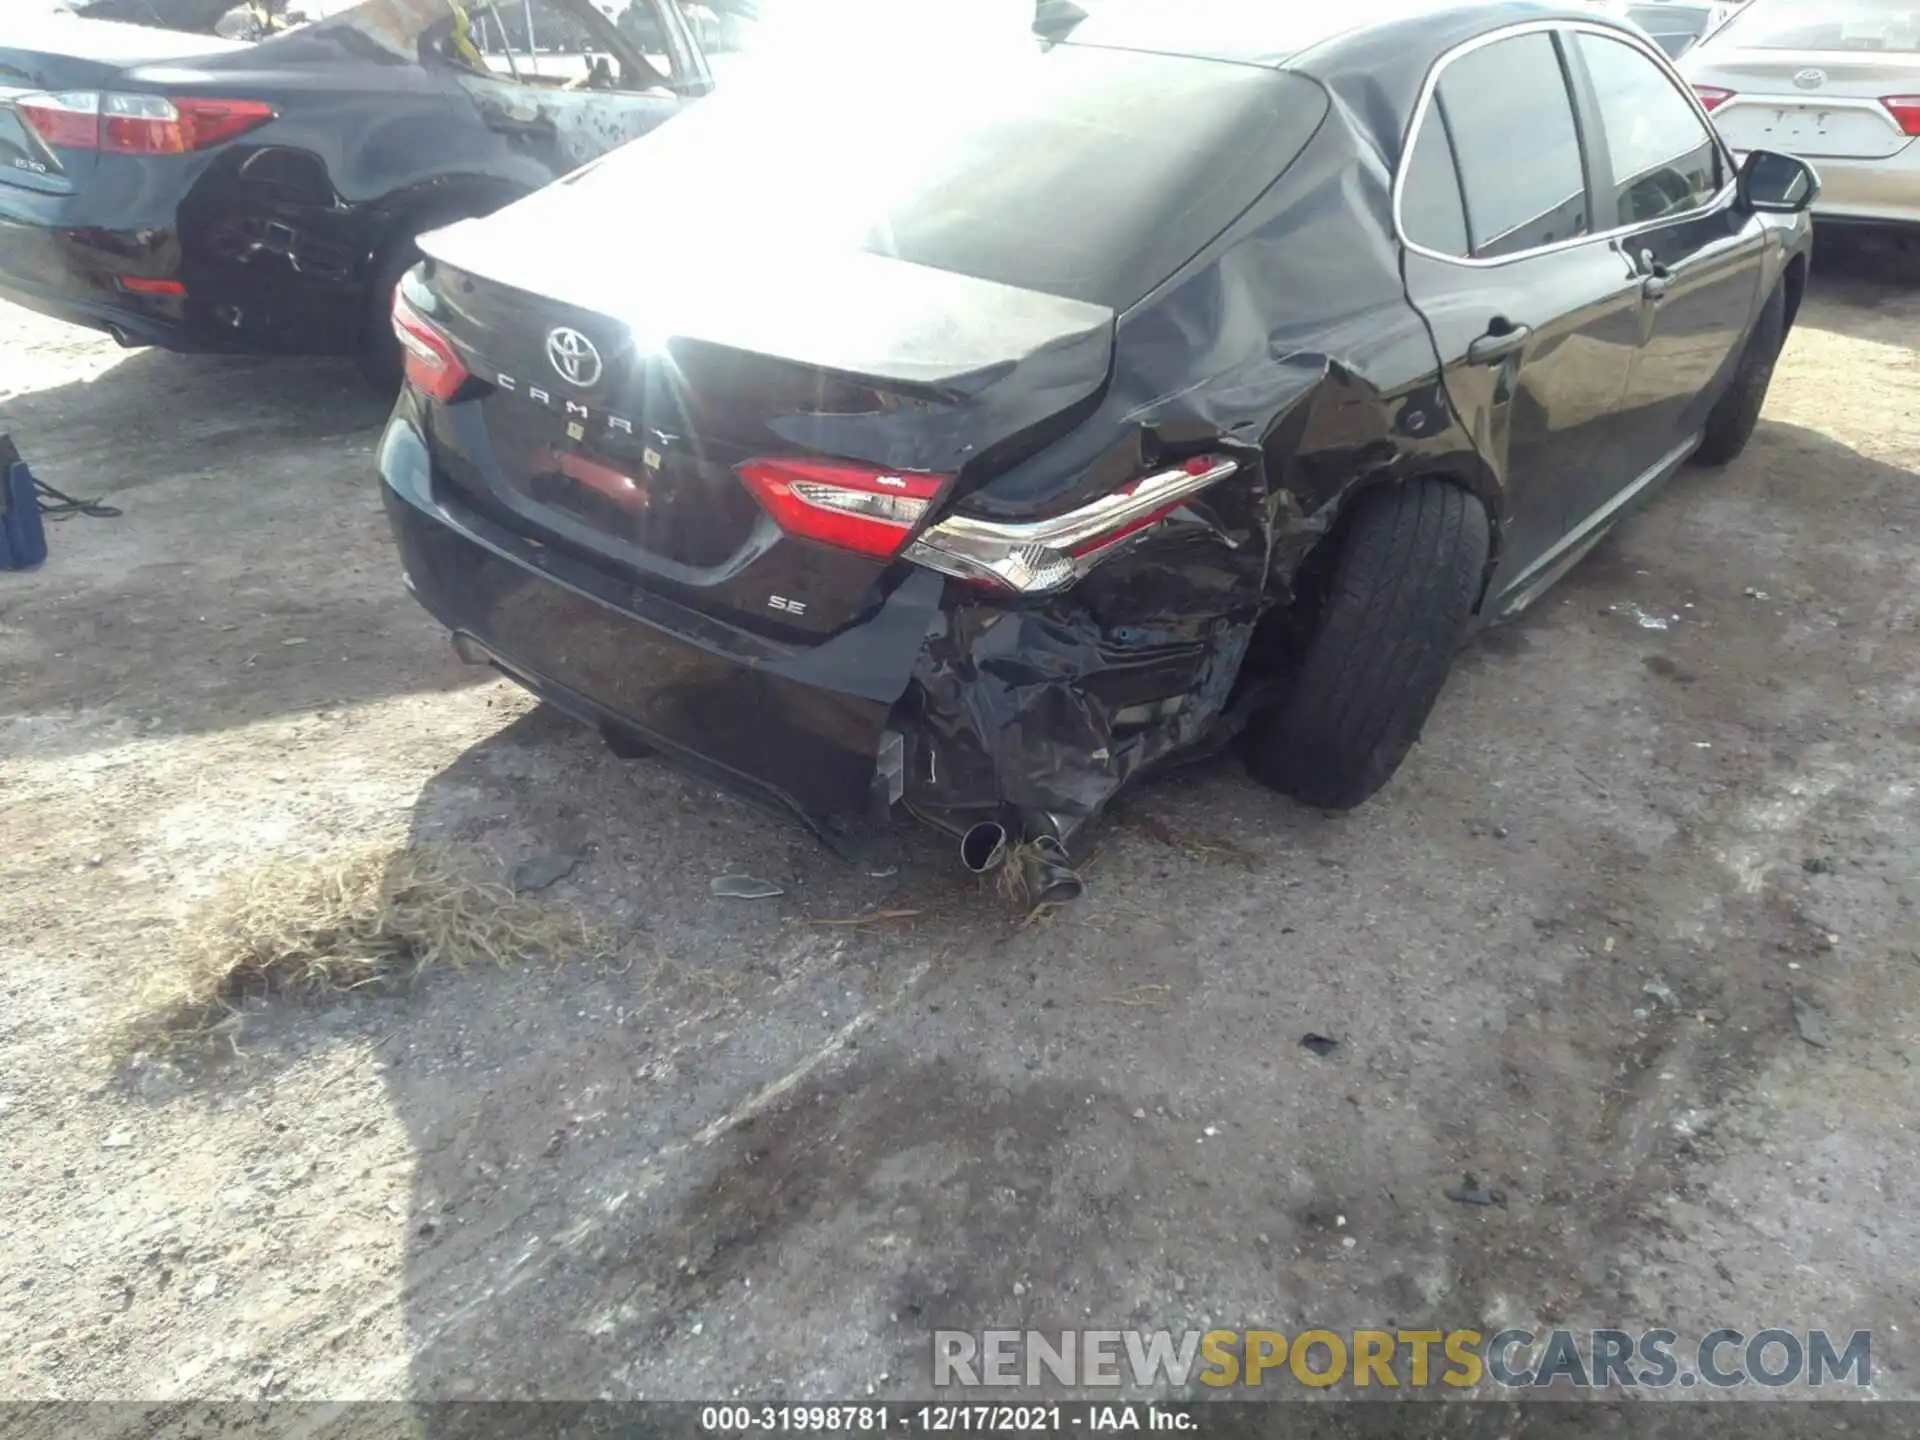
left=381, top=413, right=943, bottom=840
left=0, top=214, right=190, bottom=346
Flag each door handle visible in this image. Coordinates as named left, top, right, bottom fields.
left=1466, top=322, right=1532, bottom=366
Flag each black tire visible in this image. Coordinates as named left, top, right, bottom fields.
left=355, top=234, right=431, bottom=394
left=1249, top=479, right=1489, bottom=810
left=1691, top=279, right=1786, bottom=468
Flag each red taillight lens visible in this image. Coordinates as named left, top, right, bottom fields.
left=1883, top=95, right=1920, bottom=137
left=16, top=92, right=100, bottom=148
left=391, top=288, right=471, bottom=402
left=116, top=276, right=187, bottom=296
left=16, top=91, right=274, bottom=153
left=105, top=95, right=275, bottom=153
left=738, top=458, right=947, bottom=558
left=1693, top=86, right=1734, bottom=113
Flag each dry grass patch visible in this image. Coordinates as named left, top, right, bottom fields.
left=130, top=843, right=606, bottom=1044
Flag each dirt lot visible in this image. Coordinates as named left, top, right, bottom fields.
left=2, top=244, right=1918, bottom=1407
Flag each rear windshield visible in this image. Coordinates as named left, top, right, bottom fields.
left=588, top=43, right=1328, bottom=310
left=1712, top=0, right=1920, bottom=52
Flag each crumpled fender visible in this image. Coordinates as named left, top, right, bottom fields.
left=897, top=102, right=1491, bottom=843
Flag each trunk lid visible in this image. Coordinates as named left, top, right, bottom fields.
left=0, top=14, right=245, bottom=194
left=406, top=41, right=1321, bottom=639
left=1699, top=51, right=1920, bottom=159
left=417, top=211, right=1114, bottom=640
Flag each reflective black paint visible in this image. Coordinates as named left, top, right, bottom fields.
left=381, top=1, right=1814, bottom=859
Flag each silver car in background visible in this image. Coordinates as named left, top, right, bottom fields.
left=1587, top=0, right=1741, bottom=59
left=1682, top=0, right=1920, bottom=230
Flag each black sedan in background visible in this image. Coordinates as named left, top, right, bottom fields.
left=380, top=0, right=1816, bottom=902
left=1, top=0, right=715, bottom=383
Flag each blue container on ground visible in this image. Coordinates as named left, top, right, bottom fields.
left=0, top=438, right=48, bottom=571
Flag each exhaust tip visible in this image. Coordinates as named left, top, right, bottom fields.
left=449, top=633, right=489, bottom=666
left=1019, top=835, right=1085, bottom=907
left=106, top=324, right=133, bottom=348
left=960, top=821, right=1009, bottom=874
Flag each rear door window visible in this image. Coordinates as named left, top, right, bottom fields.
left=436, top=0, right=679, bottom=93
left=1433, top=31, right=1591, bottom=259
left=1576, top=31, right=1723, bottom=228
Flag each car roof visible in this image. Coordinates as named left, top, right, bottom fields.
left=1063, top=0, right=1654, bottom=167
left=1058, top=0, right=1598, bottom=73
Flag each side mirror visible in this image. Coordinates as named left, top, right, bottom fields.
left=1033, top=0, right=1088, bottom=43
left=1739, top=150, right=1821, bottom=214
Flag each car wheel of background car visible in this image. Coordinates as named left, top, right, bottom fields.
left=1249, top=479, right=1490, bottom=811
left=356, top=226, right=463, bottom=394
left=1691, top=279, right=1787, bottom=468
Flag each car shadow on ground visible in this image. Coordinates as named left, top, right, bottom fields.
left=1797, top=228, right=1920, bottom=343
left=0, top=347, right=486, bottom=750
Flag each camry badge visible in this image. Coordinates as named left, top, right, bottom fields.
left=1794, top=68, right=1826, bottom=89
left=546, top=326, right=603, bottom=388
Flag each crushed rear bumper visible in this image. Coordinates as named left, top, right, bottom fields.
left=379, top=409, right=1270, bottom=860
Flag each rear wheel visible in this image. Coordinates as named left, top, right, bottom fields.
left=1248, top=479, right=1489, bottom=810
left=354, top=236, right=424, bottom=394
left=1691, top=279, right=1787, bottom=468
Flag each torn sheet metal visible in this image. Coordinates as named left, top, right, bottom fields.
left=310, top=0, right=450, bottom=58
left=903, top=453, right=1268, bottom=841
left=893, top=93, right=1491, bottom=843
left=450, top=70, right=680, bottom=172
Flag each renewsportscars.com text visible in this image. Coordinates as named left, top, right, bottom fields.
left=933, top=1328, right=1872, bottom=1391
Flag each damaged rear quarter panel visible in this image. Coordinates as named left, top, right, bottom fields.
left=903, top=90, right=1491, bottom=839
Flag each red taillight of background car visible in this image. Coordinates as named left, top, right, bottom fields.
left=738, top=458, right=947, bottom=559
left=15, top=92, right=274, bottom=153
left=1692, top=86, right=1734, bottom=113
left=116, top=276, right=187, bottom=296
left=391, top=288, right=471, bottom=402
left=1882, top=95, right=1920, bottom=137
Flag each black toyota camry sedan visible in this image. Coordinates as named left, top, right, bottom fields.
left=379, top=0, right=1816, bottom=902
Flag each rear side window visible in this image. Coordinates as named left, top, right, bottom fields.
left=1576, top=32, right=1722, bottom=227
left=1399, top=108, right=1470, bottom=258
left=1434, top=32, right=1590, bottom=259
left=862, top=50, right=1330, bottom=308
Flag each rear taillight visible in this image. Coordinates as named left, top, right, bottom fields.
left=391, top=287, right=471, bottom=402
left=1692, top=86, right=1734, bottom=113
left=738, top=458, right=946, bottom=559
left=16, top=92, right=274, bottom=153
left=903, top=455, right=1240, bottom=594
left=1883, top=95, right=1920, bottom=137
left=15, top=92, right=97, bottom=148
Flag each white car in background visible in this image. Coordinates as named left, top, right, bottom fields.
left=1682, top=0, right=1920, bottom=231
left=1584, top=0, right=1742, bottom=58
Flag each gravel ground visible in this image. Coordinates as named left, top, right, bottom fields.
left=1, top=241, right=1917, bottom=1408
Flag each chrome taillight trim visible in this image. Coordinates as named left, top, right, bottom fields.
left=903, top=455, right=1239, bottom=594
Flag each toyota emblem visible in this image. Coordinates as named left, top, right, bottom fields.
left=1793, top=68, right=1826, bottom=90
left=546, top=326, right=603, bottom=388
